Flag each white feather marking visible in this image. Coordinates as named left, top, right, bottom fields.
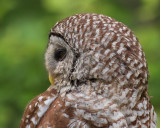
left=31, top=117, right=37, bottom=125
left=38, top=96, right=43, bottom=102
left=37, top=96, right=57, bottom=117
left=63, top=113, right=69, bottom=118
left=126, top=71, right=133, bottom=79
left=26, top=125, right=31, bottom=128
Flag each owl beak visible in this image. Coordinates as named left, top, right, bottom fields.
left=49, top=73, right=54, bottom=86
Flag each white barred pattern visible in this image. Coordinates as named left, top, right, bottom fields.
left=20, top=13, right=156, bottom=128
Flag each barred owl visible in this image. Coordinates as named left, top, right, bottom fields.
left=20, top=13, right=157, bottom=128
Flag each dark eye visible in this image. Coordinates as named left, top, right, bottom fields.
left=54, top=48, right=67, bottom=61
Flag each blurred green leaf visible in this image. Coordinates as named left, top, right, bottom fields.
left=0, top=0, right=160, bottom=128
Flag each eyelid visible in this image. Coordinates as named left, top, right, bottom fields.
left=49, top=33, right=66, bottom=43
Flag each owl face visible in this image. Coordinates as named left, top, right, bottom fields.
left=45, top=34, right=98, bottom=88
left=45, top=35, right=75, bottom=86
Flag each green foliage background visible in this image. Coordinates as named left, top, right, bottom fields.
left=0, top=0, right=159, bottom=127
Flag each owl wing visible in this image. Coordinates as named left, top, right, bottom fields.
left=20, top=87, right=128, bottom=128
left=19, top=86, right=58, bottom=128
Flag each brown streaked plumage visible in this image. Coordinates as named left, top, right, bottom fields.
left=20, top=13, right=157, bottom=128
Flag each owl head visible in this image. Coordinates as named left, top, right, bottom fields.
left=45, top=13, right=148, bottom=94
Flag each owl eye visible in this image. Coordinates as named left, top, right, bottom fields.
left=54, top=48, right=67, bottom=61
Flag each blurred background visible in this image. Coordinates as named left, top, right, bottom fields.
left=0, top=0, right=160, bottom=127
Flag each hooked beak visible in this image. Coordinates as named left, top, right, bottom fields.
left=49, top=73, right=54, bottom=86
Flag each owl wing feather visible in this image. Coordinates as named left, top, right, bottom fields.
left=20, top=86, right=128, bottom=128
left=19, top=86, right=58, bottom=128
